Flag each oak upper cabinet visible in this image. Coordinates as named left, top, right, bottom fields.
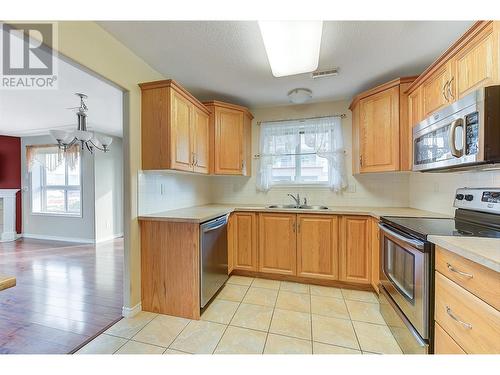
left=192, top=106, right=210, bottom=174
left=350, top=77, right=415, bottom=174
left=203, top=101, right=253, bottom=176
left=422, top=61, right=454, bottom=118
left=232, top=212, right=258, bottom=272
left=258, top=213, right=296, bottom=275
left=406, top=21, right=500, bottom=123
left=296, top=214, right=339, bottom=280
left=408, top=85, right=424, bottom=128
left=339, top=216, right=371, bottom=284
left=139, top=80, right=210, bottom=173
left=453, top=23, right=498, bottom=99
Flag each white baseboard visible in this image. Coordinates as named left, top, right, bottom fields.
left=122, top=303, right=142, bottom=318
left=95, top=233, right=124, bottom=244
left=22, top=233, right=95, bottom=244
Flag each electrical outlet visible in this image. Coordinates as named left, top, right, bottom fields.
left=348, top=183, right=356, bottom=193
left=433, top=182, right=439, bottom=193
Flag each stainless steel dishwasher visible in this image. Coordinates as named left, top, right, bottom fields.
left=200, top=214, right=229, bottom=308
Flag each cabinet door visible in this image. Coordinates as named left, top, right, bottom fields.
left=455, top=26, right=498, bottom=99
left=215, top=108, right=244, bottom=175
left=258, top=213, right=296, bottom=275
left=359, top=86, right=400, bottom=172
left=339, top=216, right=371, bottom=284
left=170, top=90, right=193, bottom=172
left=351, top=104, right=361, bottom=174
left=192, top=107, right=210, bottom=174
left=434, top=323, right=466, bottom=354
left=233, top=212, right=257, bottom=271
left=297, top=215, right=339, bottom=280
left=422, top=63, right=453, bottom=117
left=408, top=86, right=423, bottom=128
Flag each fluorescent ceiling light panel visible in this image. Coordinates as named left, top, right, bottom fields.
left=258, top=21, right=323, bottom=78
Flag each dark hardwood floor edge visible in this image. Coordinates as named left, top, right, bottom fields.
left=68, top=316, right=124, bottom=354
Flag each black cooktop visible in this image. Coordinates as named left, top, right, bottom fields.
left=381, top=212, right=500, bottom=241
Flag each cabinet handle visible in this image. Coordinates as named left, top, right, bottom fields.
left=442, top=80, right=450, bottom=101
left=447, top=77, right=455, bottom=101
left=297, top=220, right=301, bottom=233
left=447, top=263, right=473, bottom=278
left=292, top=220, right=296, bottom=233
left=446, top=306, right=472, bottom=329
left=359, top=155, right=363, bottom=167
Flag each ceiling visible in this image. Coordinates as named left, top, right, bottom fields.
left=0, top=29, right=123, bottom=138
left=99, top=20, right=473, bottom=108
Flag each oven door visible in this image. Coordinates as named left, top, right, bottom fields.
left=379, top=223, right=430, bottom=339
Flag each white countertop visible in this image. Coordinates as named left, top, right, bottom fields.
left=429, top=235, right=500, bottom=273
left=138, top=204, right=449, bottom=224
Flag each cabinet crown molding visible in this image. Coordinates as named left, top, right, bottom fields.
left=203, top=100, right=254, bottom=120
left=349, top=76, right=418, bottom=110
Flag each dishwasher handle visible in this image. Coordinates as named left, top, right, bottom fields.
left=201, top=214, right=229, bottom=232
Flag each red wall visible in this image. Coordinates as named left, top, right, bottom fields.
left=0, top=135, right=22, bottom=233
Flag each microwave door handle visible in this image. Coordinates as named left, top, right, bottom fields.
left=449, top=118, right=464, bottom=158
left=378, top=223, right=425, bottom=250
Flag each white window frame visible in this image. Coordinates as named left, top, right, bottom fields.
left=270, top=128, right=330, bottom=187
left=31, top=158, right=83, bottom=217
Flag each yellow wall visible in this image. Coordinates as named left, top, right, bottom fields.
left=53, top=21, right=164, bottom=310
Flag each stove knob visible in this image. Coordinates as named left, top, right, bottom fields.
left=465, top=194, right=474, bottom=201
left=455, top=194, right=464, bottom=200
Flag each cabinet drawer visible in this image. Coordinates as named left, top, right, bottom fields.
left=436, top=246, right=500, bottom=310
left=435, top=272, right=500, bottom=354
left=434, top=322, right=466, bottom=354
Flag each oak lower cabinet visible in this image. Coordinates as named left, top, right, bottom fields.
left=231, top=212, right=258, bottom=272
left=203, top=101, right=253, bottom=176
left=339, top=216, right=371, bottom=284
left=139, top=80, right=210, bottom=173
left=258, top=213, right=296, bottom=275
left=296, top=214, right=339, bottom=280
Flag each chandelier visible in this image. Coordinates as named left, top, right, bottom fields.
left=49, top=93, right=112, bottom=154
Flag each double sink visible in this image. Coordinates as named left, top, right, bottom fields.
left=266, top=204, right=329, bottom=210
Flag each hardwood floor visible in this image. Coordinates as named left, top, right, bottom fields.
left=0, top=238, right=123, bottom=354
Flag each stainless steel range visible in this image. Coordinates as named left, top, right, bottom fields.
left=378, top=187, right=500, bottom=354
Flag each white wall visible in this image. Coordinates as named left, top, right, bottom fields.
left=94, top=134, right=123, bottom=242
left=409, top=169, right=500, bottom=215
left=21, top=135, right=96, bottom=242
left=210, top=100, right=410, bottom=208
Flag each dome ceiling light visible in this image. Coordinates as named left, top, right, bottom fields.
left=288, top=88, right=313, bottom=104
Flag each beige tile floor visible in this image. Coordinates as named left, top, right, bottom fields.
left=76, top=276, right=402, bottom=355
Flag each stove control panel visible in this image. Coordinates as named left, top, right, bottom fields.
left=454, top=188, right=500, bottom=214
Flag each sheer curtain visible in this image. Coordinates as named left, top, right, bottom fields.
left=26, top=144, right=80, bottom=172
left=257, top=116, right=347, bottom=192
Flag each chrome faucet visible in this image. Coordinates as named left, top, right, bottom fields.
left=287, top=193, right=301, bottom=206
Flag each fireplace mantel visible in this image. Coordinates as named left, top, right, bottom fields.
left=0, top=189, right=20, bottom=242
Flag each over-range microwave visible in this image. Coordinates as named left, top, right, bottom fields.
left=413, top=85, right=500, bottom=172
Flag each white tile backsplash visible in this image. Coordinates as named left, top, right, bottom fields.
left=409, top=169, right=500, bottom=215
left=138, top=171, right=212, bottom=215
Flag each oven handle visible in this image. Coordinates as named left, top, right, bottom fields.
left=378, top=223, right=425, bottom=250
